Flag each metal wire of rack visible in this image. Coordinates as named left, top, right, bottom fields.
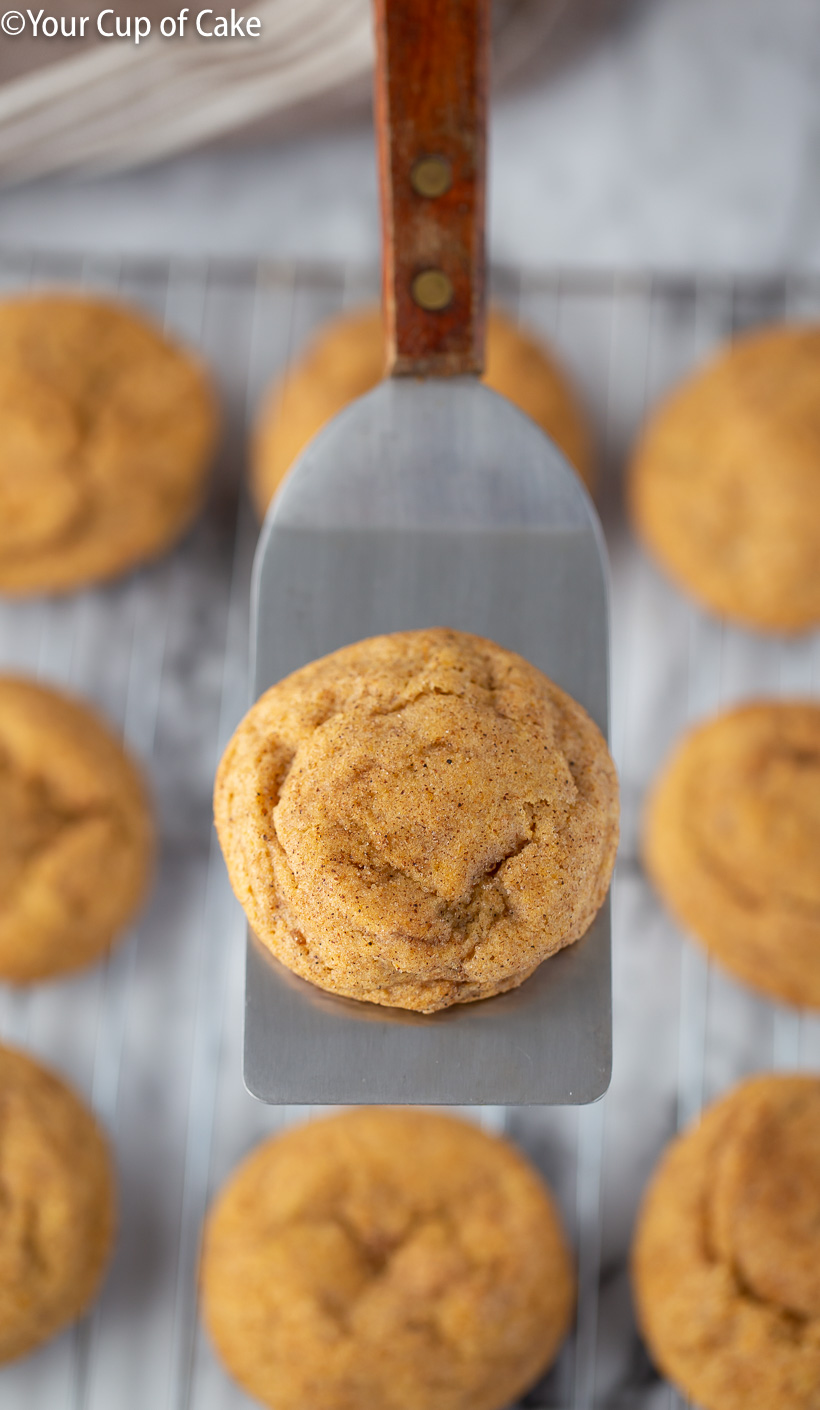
left=0, top=251, right=818, bottom=1410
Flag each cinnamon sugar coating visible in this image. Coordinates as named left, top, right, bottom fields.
left=629, top=324, right=820, bottom=632
left=201, top=1107, right=574, bottom=1410
left=633, top=1075, right=820, bottom=1410
left=0, top=1043, right=115, bottom=1364
left=0, top=676, right=154, bottom=981
left=214, top=628, right=618, bottom=1012
left=0, top=293, right=218, bottom=593
left=644, top=700, right=820, bottom=1007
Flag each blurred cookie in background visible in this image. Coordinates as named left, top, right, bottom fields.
left=200, top=1107, right=575, bottom=1410
left=633, top=1074, right=820, bottom=1410
left=0, top=1042, right=116, bottom=1365
left=629, top=324, right=820, bottom=633
left=250, top=305, right=594, bottom=515
left=0, top=676, right=154, bottom=982
left=643, top=699, right=820, bottom=1008
left=0, top=293, right=219, bottom=594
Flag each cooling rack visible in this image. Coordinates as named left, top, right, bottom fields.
left=0, top=250, right=818, bottom=1410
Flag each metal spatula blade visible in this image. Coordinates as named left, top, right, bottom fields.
left=243, top=0, right=613, bottom=1104
left=245, top=377, right=611, bottom=1105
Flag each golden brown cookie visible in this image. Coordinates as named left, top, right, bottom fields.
left=643, top=700, right=820, bottom=1008
left=0, top=292, right=219, bottom=593
left=0, top=676, right=154, bottom=981
left=214, top=628, right=618, bottom=1013
left=0, top=1043, right=116, bottom=1364
left=201, top=1107, right=575, bottom=1410
left=629, top=324, right=820, bottom=632
left=633, top=1075, right=820, bottom=1410
left=250, top=305, right=594, bottom=514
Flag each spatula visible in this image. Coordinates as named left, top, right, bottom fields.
left=245, top=0, right=611, bottom=1105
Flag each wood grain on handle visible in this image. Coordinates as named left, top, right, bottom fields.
left=373, top=0, right=489, bottom=378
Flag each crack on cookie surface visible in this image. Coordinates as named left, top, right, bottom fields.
left=0, top=1046, right=115, bottom=1364
left=0, top=295, right=217, bottom=592
left=645, top=702, right=820, bottom=1007
left=0, top=677, right=154, bottom=982
left=215, top=629, right=618, bottom=1012
left=0, top=745, right=118, bottom=911
left=201, top=1108, right=576, bottom=1410
left=634, top=1077, right=820, bottom=1410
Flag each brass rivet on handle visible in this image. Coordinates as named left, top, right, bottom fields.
left=410, top=155, right=452, bottom=198
left=411, top=269, right=454, bottom=311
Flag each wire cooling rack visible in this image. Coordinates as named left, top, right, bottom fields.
left=0, top=251, right=818, bottom=1410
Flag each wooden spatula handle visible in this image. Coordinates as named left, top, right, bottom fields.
left=373, top=0, right=488, bottom=378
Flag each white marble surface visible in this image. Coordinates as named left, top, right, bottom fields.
left=1, top=0, right=820, bottom=272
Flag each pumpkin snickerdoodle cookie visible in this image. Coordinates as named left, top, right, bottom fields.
left=633, top=1075, right=820, bottom=1410
left=643, top=700, right=820, bottom=1008
left=629, top=324, right=820, bottom=632
left=0, top=676, right=154, bottom=982
left=0, top=292, right=219, bottom=593
left=200, top=1107, right=575, bottom=1410
left=0, top=1043, right=116, bottom=1365
left=250, top=304, right=594, bottom=514
left=214, top=628, right=618, bottom=1013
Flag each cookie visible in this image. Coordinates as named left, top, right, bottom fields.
left=633, top=1075, right=820, bottom=1410
left=629, top=324, right=820, bottom=632
left=0, top=676, right=154, bottom=981
left=250, top=305, right=594, bottom=514
left=0, top=292, right=219, bottom=593
left=201, top=1107, right=575, bottom=1410
left=0, top=1043, right=116, bottom=1364
left=643, top=700, right=820, bottom=1008
left=214, top=627, right=618, bottom=1013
